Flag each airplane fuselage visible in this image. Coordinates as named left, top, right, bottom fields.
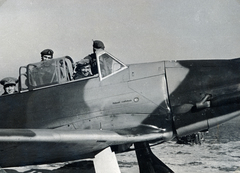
left=1, top=58, right=240, bottom=139
left=0, top=61, right=172, bottom=140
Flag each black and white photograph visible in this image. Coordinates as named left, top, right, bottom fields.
left=0, top=1, right=240, bottom=173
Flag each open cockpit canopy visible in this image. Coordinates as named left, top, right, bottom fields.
left=19, top=56, right=74, bottom=91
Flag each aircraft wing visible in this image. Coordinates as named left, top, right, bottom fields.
left=0, top=126, right=164, bottom=167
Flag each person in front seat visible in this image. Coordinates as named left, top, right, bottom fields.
left=73, top=59, right=93, bottom=79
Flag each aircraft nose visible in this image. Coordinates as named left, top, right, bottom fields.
left=207, top=92, right=240, bottom=128
left=172, top=93, right=240, bottom=137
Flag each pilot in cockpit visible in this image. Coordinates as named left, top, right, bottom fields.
left=73, top=59, right=93, bottom=79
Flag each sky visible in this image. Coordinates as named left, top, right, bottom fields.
left=0, top=0, right=240, bottom=81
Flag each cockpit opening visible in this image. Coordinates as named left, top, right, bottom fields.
left=17, top=51, right=127, bottom=92
left=19, top=56, right=74, bottom=91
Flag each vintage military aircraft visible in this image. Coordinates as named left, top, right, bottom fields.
left=0, top=49, right=240, bottom=173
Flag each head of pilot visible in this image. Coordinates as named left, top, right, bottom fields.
left=92, top=40, right=105, bottom=53
left=76, top=59, right=93, bottom=77
left=41, top=49, right=54, bottom=61
left=0, top=77, right=18, bottom=95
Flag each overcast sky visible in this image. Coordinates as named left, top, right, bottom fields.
left=0, top=0, right=240, bottom=81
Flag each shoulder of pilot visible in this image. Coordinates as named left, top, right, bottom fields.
left=84, top=53, right=95, bottom=60
left=2, top=92, right=7, bottom=96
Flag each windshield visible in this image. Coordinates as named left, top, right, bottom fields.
left=97, top=52, right=127, bottom=80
